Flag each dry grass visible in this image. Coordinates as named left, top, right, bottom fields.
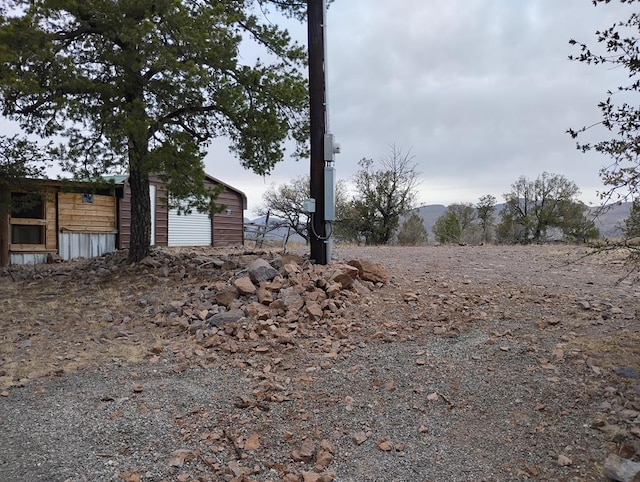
left=569, top=331, right=640, bottom=370
left=0, top=269, right=191, bottom=387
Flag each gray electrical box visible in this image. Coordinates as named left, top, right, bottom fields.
left=324, top=134, right=335, bottom=162
left=302, top=198, right=316, bottom=214
left=324, top=166, right=335, bottom=221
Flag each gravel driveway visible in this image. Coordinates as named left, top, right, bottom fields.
left=1, top=245, right=639, bottom=482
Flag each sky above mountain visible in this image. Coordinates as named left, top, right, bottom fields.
left=215, top=0, right=634, bottom=214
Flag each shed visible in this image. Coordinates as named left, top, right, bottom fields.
left=117, top=173, right=247, bottom=249
left=0, top=179, right=121, bottom=266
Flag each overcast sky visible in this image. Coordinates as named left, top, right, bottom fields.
left=3, top=1, right=633, bottom=215
left=209, top=0, right=633, bottom=215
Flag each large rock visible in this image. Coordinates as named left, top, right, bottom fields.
left=248, top=258, right=278, bottom=283
left=604, top=453, right=640, bottom=482
left=215, top=287, right=239, bottom=307
left=233, top=276, right=256, bottom=295
left=326, top=263, right=359, bottom=289
left=348, top=259, right=388, bottom=284
left=207, top=310, right=245, bottom=327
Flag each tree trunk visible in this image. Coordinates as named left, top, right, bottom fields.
left=128, top=166, right=151, bottom=263
left=533, top=228, right=542, bottom=243
left=124, top=78, right=151, bottom=263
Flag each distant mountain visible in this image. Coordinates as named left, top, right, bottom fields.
left=244, top=215, right=306, bottom=245
left=587, top=202, right=631, bottom=238
left=411, top=201, right=633, bottom=242
left=244, top=202, right=633, bottom=245
left=412, top=204, right=447, bottom=241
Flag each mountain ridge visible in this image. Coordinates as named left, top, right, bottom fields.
left=245, top=202, right=633, bottom=245
left=413, top=201, right=632, bottom=241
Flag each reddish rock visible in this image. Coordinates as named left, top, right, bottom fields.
left=315, top=450, right=334, bottom=471
left=233, top=276, right=256, bottom=295
left=215, top=287, right=239, bottom=307
left=327, top=264, right=359, bottom=289
left=325, top=282, right=342, bottom=298
left=256, top=287, right=274, bottom=305
left=306, top=288, right=328, bottom=302
left=283, top=263, right=302, bottom=277
left=261, top=277, right=284, bottom=291
left=306, top=301, right=324, bottom=321
left=245, top=302, right=271, bottom=321
left=348, top=259, right=389, bottom=284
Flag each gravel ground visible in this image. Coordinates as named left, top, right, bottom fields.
left=1, top=245, right=639, bottom=482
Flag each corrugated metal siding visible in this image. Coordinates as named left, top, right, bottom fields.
left=168, top=209, right=211, bottom=246
left=118, top=174, right=244, bottom=248
left=10, top=253, right=48, bottom=265
left=58, top=232, right=116, bottom=260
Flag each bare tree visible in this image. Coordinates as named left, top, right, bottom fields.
left=258, top=175, right=350, bottom=243
left=257, top=176, right=310, bottom=242
left=351, top=145, right=420, bottom=245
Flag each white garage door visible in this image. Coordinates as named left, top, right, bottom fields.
left=168, top=208, right=211, bottom=246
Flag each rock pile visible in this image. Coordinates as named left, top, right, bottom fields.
left=158, top=253, right=389, bottom=340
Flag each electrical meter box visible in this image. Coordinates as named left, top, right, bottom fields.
left=302, top=198, right=316, bottom=214
left=324, top=166, right=335, bottom=221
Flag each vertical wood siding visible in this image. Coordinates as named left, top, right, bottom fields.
left=45, top=188, right=57, bottom=251
left=213, top=189, right=244, bottom=246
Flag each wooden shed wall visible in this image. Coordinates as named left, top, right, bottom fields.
left=213, top=188, right=244, bottom=246
left=3, top=182, right=120, bottom=266
left=8, top=186, right=57, bottom=253
left=117, top=175, right=244, bottom=249
left=118, top=178, right=168, bottom=249
left=58, top=192, right=117, bottom=233
left=45, top=189, right=57, bottom=251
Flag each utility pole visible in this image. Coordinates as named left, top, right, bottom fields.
left=307, top=0, right=329, bottom=264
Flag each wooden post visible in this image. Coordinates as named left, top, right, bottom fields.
left=307, top=0, right=328, bottom=264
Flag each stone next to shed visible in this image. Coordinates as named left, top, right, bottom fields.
left=164, top=255, right=388, bottom=332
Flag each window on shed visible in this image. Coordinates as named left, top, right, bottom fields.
left=10, top=192, right=45, bottom=246
left=11, top=192, right=44, bottom=219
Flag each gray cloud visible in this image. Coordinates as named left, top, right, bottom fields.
left=2, top=1, right=633, bottom=213
left=306, top=0, right=633, bottom=209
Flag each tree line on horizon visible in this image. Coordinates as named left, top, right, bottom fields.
left=258, top=161, right=640, bottom=246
